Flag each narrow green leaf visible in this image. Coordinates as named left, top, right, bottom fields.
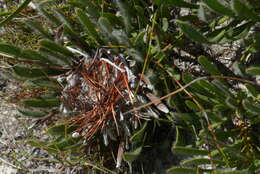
left=212, top=79, right=231, bottom=97
left=181, top=157, right=225, bottom=166
left=63, top=25, right=90, bottom=51
left=37, top=3, right=61, bottom=26
left=162, top=18, right=169, bottom=32
left=176, top=20, right=208, bottom=44
left=102, top=12, right=124, bottom=27
left=203, top=0, right=234, bottom=16
left=172, top=146, right=208, bottom=156
left=0, top=44, right=21, bottom=57
left=173, top=126, right=186, bottom=147
left=0, top=0, right=33, bottom=27
left=198, top=56, right=221, bottom=75
left=78, top=0, right=100, bottom=19
left=167, top=0, right=199, bottom=9
left=246, top=66, right=260, bottom=75
left=185, top=100, right=199, bottom=110
left=18, top=108, right=48, bottom=118
left=13, top=66, right=63, bottom=78
left=225, top=96, right=238, bottom=109
left=47, top=137, right=80, bottom=152
left=25, top=78, right=60, bottom=90
left=98, top=17, right=113, bottom=35
left=207, top=29, right=226, bottom=43
left=25, top=20, right=53, bottom=40
left=22, top=98, right=60, bottom=108
left=245, top=84, right=257, bottom=97
left=77, top=9, right=102, bottom=44
left=47, top=123, right=77, bottom=136
left=27, top=139, right=47, bottom=148
left=167, top=167, right=197, bottom=174
left=39, top=46, right=71, bottom=65
left=198, top=80, right=225, bottom=99
left=40, top=39, right=74, bottom=57
left=130, top=122, right=147, bottom=143
left=197, top=5, right=208, bottom=22
left=98, top=17, right=118, bottom=44
left=242, top=99, right=260, bottom=114
left=216, top=168, right=249, bottom=174
left=232, top=0, right=260, bottom=21
left=115, top=0, right=132, bottom=33
left=231, top=22, right=253, bottom=40
left=21, top=49, right=55, bottom=64
left=123, top=147, right=142, bottom=163
left=53, top=9, right=72, bottom=29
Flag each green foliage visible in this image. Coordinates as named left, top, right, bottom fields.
left=0, top=0, right=259, bottom=173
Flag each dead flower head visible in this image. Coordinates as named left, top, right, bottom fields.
left=60, top=50, right=138, bottom=143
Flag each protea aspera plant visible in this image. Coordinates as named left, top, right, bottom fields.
left=1, top=0, right=260, bottom=173
left=0, top=0, right=153, bottom=172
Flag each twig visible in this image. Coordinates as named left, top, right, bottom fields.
left=0, top=156, right=21, bottom=170
left=2, top=57, right=69, bottom=71
left=123, top=75, right=259, bottom=115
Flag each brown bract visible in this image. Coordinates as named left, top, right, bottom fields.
left=62, top=56, right=136, bottom=140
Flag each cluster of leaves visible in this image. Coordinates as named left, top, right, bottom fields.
left=0, top=0, right=260, bottom=173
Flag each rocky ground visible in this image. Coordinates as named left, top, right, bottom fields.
left=0, top=79, right=84, bottom=174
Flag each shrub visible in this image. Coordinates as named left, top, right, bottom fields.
left=0, top=0, right=259, bottom=173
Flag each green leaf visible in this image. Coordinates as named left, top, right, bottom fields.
left=0, top=0, right=33, bottom=27
left=242, top=99, right=260, bottom=115
left=176, top=20, right=208, bottom=44
left=22, top=98, right=60, bottom=108
left=198, top=56, right=221, bottom=75
left=47, top=137, right=80, bottom=152
left=78, top=0, right=100, bottom=19
left=24, top=77, right=61, bottom=91
left=215, top=168, right=249, bottom=174
left=37, top=3, right=61, bottom=26
left=53, top=9, right=72, bottom=29
left=38, top=46, right=71, bottom=65
left=123, top=147, right=142, bottom=163
left=39, top=39, right=74, bottom=57
left=47, top=123, right=77, bottom=136
left=182, top=73, right=200, bottom=90
left=185, top=100, right=199, bottom=110
left=21, top=49, right=55, bottom=64
left=203, top=0, right=234, bottom=16
left=198, top=80, right=225, bottom=99
left=115, top=0, right=132, bottom=33
left=77, top=9, right=102, bottom=44
left=207, top=28, right=226, bottom=43
left=13, top=66, right=63, bottom=78
left=167, top=0, right=199, bottom=9
left=246, top=66, right=260, bottom=75
left=18, top=108, right=48, bottom=118
left=232, top=0, right=260, bottom=21
left=102, top=12, right=124, bottom=27
left=181, top=157, right=225, bottom=166
left=63, top=25, right=90, bottom=51
left=225, top=96, right=238, bottom=109
left=25, top=20, right=53, bottom=40
left=245, top=84, right=258, bottom=97
left=27, top=139, right=47, bottom=148
left=162, top=18, right=169, bottom=32
left=173, top=126, right=186, bottom=147
left=167, top=167, right=197, bottom=174
left=226, top=22, right=253, bottom=41
left=172, top=146, right=208, bottom=156
left=0, top=44, right=21, bottom=57
left=130, top=122, right=147, bottom=143
left=98, top=17, right=113, bottom=35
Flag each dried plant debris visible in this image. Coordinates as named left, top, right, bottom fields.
left=59, top=49, right=143, bottom=144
